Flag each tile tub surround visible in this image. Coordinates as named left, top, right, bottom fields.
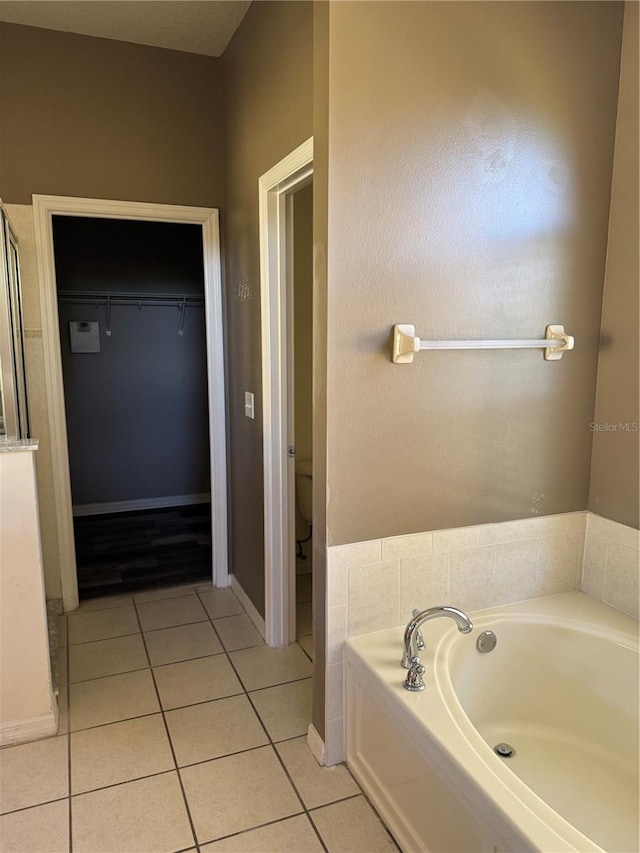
left=324, top=511, right=589, bottom=764
left=582, top=513, right=640, bottom=618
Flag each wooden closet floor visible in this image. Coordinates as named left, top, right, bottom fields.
left=74, top=505, right=212, bottom=600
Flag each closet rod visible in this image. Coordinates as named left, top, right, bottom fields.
left=57, top=290, right=204, bottom=305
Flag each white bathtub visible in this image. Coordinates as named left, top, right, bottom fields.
left=345, top=592, right=639, bottom=852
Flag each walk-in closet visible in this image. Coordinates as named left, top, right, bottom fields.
left=53, top=216, right=212, bottom=599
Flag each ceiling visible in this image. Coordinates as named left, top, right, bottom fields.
left=0, top=1, right=252, bottom=57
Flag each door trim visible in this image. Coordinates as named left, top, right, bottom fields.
left=259, top=138, right=313, bottom=646
left=32, top=195, right=228, bottom=612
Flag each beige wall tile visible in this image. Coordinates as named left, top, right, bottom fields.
left=493, top=540, right=538, bottom=605
left=605, top=542, right=640, bottom=618
left=448, top=546, right=495, bottom=611
left=72, top=772, right=194, bottom=853
left=433, top=526, right=480, bottom=552
left=348, top=561, right=400, bottom=636
left=537, top=534, right=583, bottom=596
left=399, top=553, right=449, bottom=622
left=589, top=513, right=640, bottom=549
left=381, top=532, right=433, bottom=560
left=325, top=663, right=344, bottom=723
left=581, top=533, right=608, bottom=599
left=563, top=512, right=588, bottom=533
left=323, top=717, right=345, bottom=767
left=70, top=715, right=173, bottom=794
left=332, top=540, right=381, bottom=567
left=326, top=605, right=347, bottom=665
left=527, top=514, right=572, bottom=538
left=327, top=551, right=348, bottom=606
left=478, top=518, right=540, bottom=545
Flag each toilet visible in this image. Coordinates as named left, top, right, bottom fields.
left=295, top=459, right=312, bottom=554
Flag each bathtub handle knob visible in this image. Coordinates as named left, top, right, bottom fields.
left=403, top=656, right=426, bottom=692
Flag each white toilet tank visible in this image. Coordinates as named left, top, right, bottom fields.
left=295, top=459, right=313, bottom=524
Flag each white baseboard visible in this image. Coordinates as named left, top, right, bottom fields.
left=0, top=710, right=58, bottom=747
left=307, top=723, right=326, bottom=766
left=229, top=574, right=265, bottom=639
left=73, top=493, right=211, bottom=517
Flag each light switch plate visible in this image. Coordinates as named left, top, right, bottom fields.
left=244, top=391, right=255, bottom=419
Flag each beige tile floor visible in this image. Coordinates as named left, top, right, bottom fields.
left=0, top=582, right=398, bottom=853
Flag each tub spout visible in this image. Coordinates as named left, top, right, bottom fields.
left=401, top=606, right=473, bottom=669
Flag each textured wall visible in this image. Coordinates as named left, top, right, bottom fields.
left=222, top=1, right=313, bottom=616
left=324, top=1, right=623, bottom=546
left=0, top=22, right=223, bottom=207
left=293, top=184, right=314, bottom=468
left=589, top=2, right=640, bottom=529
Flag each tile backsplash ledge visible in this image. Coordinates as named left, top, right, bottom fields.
left=322, top=511, right=639, bottom=765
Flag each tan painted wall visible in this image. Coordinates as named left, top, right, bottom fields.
left=294, top=184, right=314, bottom=466
left=323, top=1, right=624, bottom=546
left=0, top=23, right=223, bottom=206
left=222, top=1, right=313, bottom=616
left=312, top=0, right=330, bottom=741
left=589, top=2, right=640, bottom=529
left=0, top=24, right=225, bottom=597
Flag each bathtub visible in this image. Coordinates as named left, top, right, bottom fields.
left=345, top=592, right=639, bottom=852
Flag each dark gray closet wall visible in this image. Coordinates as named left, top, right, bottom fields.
left=54, top=216, right=210, bottom=507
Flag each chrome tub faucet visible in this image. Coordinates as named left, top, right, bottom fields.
left=402, top=606, right=473, bottom=691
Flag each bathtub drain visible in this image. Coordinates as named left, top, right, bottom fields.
left=494, top=742, right=516, bottom=758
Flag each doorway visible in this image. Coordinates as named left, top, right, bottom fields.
left=33, top=196, right=227, bottom=612
left=53, top=216, right=212, bottom=599
left=258, top=138, right=313, bottom=647
left=291, top=183, right=313, bottom=658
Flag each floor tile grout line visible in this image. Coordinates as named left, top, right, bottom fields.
left=194, top=810, right=311, bottom=849
left=70, top=768, right=176, bottom=801
left=62, top=584, right=366, bottom=852
left=66, top=614, right=73, bottom=853
left=195, top=588, right=330, bottom=850
left=0, top=795, right=70, bottom=819
left=131, top=599, right=200, bottom=853
left=297, top=638, right=313, bottom=663
left=67, top=629, right=141, bottom=647
left=195, top=588, right=330, bottom=853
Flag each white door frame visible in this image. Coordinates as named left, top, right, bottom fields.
left=33, top=195, right=228, bottom=612
left=259, top=138, right=313, bottom=647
